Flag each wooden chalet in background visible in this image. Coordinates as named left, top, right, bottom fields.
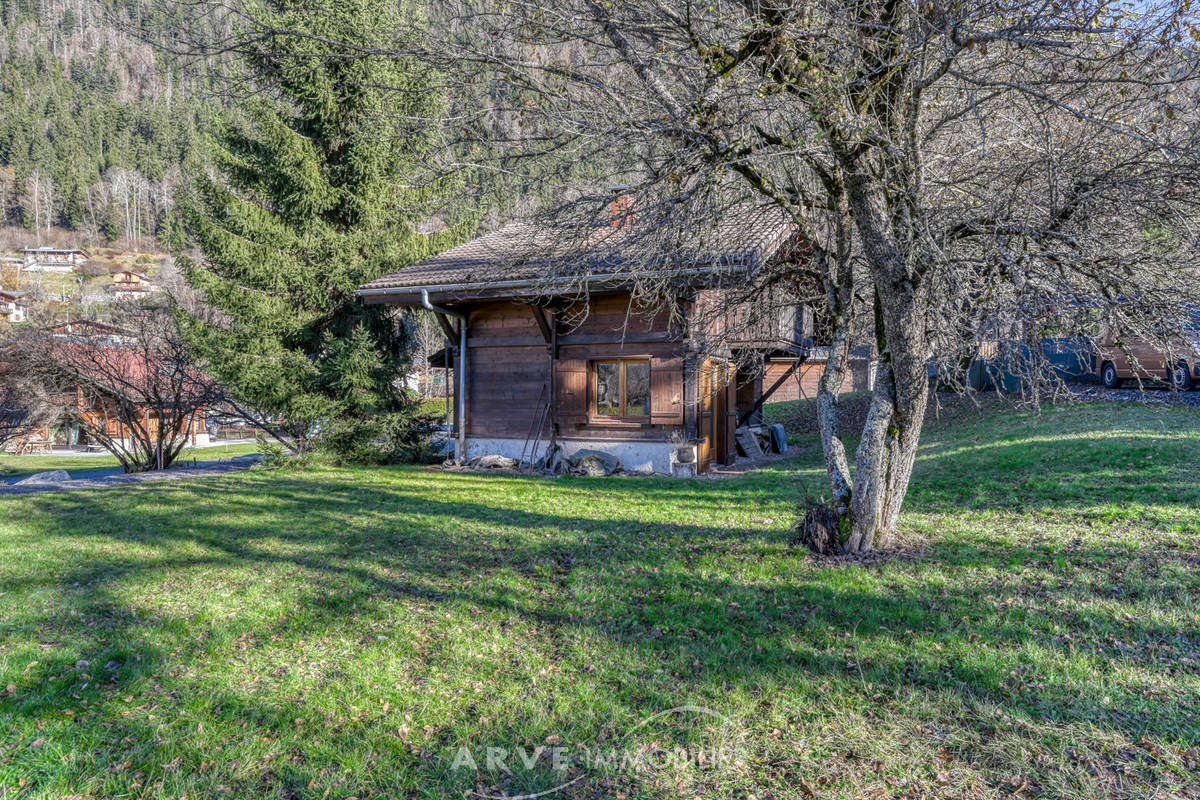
left=0, top=290, right=29, bottom=323
left=47, top=319, right=132, bottom=345
left=21, top=247, right=88, bottom=273
left=765, top=346, right=876, bottom=402
left=112, top=270, right=154, bottom=299
left=41, top=321, right=211, bottom=450
left=357, top=200, right=813, bottom=475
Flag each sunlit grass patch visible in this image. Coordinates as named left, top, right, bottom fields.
left=1, top=400, right=1198, bottom=798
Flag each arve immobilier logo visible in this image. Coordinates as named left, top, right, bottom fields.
left=447, top=704, right=745, bottom=799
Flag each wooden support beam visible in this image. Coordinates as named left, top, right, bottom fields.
left=737, top=357, right=806, bottom=428
left=434, top=312, right=457, bottom=344
left=529, top=304, right=553, bottom=345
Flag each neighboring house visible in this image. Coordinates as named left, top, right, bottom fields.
left=763, top=346, right=876, bottom=402
left=48, top=337, right=211, bottom=450
left=0, top=290, right=29, bottom=323
left=112, top=270, right=154, bottom=299
left=356, top=201, right=812, bottom=475
left=47, top=320, right=133, bottom=346
left=22, top=248, right=89, bottom=273
left=2, top=324, right=213, bottom=452
left=40, top=321, right=211, bottom=450
left=64, top=386, right=211, bottom=450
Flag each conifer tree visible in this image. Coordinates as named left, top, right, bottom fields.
left=177, top=0, right=461, bottom=461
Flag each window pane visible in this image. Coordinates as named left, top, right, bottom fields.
left=595, top=362, right=621, bottom=416
left=625, top=361, right=650, bottom=417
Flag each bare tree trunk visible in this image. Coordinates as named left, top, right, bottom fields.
left=839, top=286, right=930, bottom=552
left=816, top=326, right=852, bottom=515
left=31, top=170, right=41, bottom=246
left=804, top=186, right=862, bottom=550
left=804, top=319, right=856, bottom=555
left=834, top=167, right=932, bottom=553
left=814, top=236, right=856, bottom=520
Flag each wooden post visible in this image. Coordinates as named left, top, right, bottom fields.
left=529, top=304, right=553, bottom=344
left=434, top=312, right=457, bottom=344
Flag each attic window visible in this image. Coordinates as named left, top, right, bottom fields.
left=592, top=359, right=650, bottom=420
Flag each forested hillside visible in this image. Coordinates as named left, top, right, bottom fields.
left=0, top=0, right=219, bottom=246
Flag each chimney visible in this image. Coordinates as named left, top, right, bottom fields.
left=608, top=188, right=635, bottom=229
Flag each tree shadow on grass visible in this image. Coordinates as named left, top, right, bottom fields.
left=2, top=422, right=1199, bottom=796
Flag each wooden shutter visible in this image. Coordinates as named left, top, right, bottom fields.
left=555, top=358, right=588, bottom=423
left=724, top=374, right=739, bottom=463
left=650, top=356, right=684, bottom=425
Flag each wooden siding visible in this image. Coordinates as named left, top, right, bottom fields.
left=460, top=294, right=687, bottom=443
left=764, top=358, right=874, bottom=403
left=463, top=302, right=550, bottom=439
left=452, top=291, right=761, bottom=470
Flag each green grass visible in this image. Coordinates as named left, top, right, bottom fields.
left=1, top=401, right=1198, bottom=799
left=415, top=397, right=452, bottom=419
left=761, top=394, right=822, bottom=431
left=762, top=392, right=872, bottom=444
left=0, top=443, right=259, bottom=478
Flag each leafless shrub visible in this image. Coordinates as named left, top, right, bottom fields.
left=6, top=308, right=223, bottom=471
left=0, top=360, right=59, bottom=450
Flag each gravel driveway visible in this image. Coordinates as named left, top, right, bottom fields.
left=1070, top=386, right=1200, bottom=407
left=0, top=456, right=260, bottom=496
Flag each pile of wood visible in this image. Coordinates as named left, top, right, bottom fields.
left=734, top=423, right=788, bottom=459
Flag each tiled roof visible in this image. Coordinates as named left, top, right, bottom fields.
left=358, top=203, right=795, bottom=296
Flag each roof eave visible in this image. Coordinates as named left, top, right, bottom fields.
left=356, top=261, right=753, bottom=305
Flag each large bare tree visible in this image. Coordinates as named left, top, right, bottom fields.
left=415, top=0, right=1200, bottom=552
left=158, top=0, right=1200, bottom=551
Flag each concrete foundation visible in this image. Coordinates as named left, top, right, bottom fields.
left=463, top=436, right=697, bottom=476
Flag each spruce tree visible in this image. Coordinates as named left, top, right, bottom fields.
left=177, top=0, right=461, bottom=461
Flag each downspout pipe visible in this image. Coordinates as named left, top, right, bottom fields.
left=422, top=289, right=468, bottom=462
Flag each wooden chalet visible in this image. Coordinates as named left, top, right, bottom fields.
left=764, top=346, right=876, bottom=402
left=47, top=319, right=133, bottom=346
left=66, top=385, right=210, bottom=449
left=0, top=290, right=28, bottom=323
left=112, top=270, right=154, bottom=298
left=41, top=323, right=212, bottom=450
left=357, top=202, right=812, bottom=475
left=21, top=247, right=88, bottom=273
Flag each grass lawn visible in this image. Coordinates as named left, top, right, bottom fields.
left=416, top=397, right=452, bottom=419
left=762, top=392, right=873, bottom=445
left=1, top=401, right=1198, bottom=799
left=0, top=443, right=260, bottom=479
